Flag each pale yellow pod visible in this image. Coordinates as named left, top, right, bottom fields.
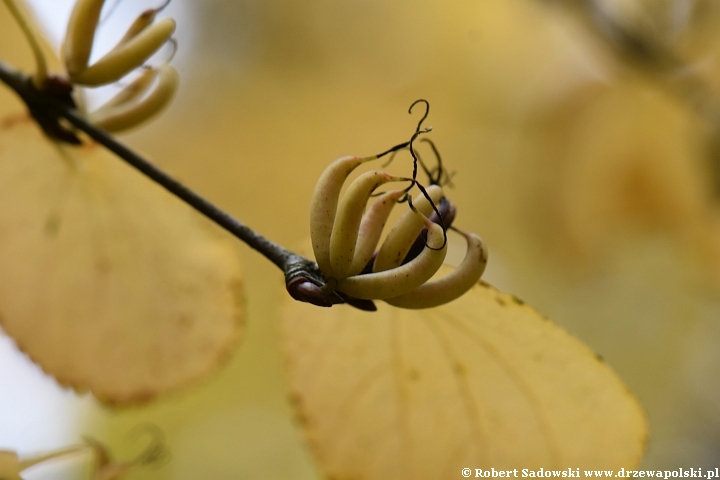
left=348, top=189, right=405, bottom=277
left=90, top=65, right=179, bottom=132
left=310, top=155, right=378, bottom=278
left=373, top=184, right=444, bottom=272
left=329, top=170, right=406, bottom=280
left=62, top=0, right=106, bottom=77
left=337, top=215, right=447, bottom=299
left=72, top=18, right=176, bottom=86
left=92, top=67, right=158, bottom=113
left=385, top=230, right=488, bottom=309
left=117, top=8, right=158, bottom=46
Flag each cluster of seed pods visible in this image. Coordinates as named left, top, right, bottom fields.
left=309, top=150, right=488, bottom=310
left=62, top=0, right=178, bottom=133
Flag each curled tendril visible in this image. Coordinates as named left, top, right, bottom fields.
left=102, top=0, right=172, bottom=24
left=138, top=36, right=177, bottom=71
left=372, top=101, right=448, bottom=248
left=409, top=98, right=430, bottom=134
left=368, top=176, right=417, bottom=201
left=142, top=37, right=178, bottom=68
left=408, top=100, right=432, bottom=186
left=405, top=100, right=447, bottom=250
left=160, top=37, right=178, bottom=64
left=155, top=0, right=173, bottom=13
left=380, top=149, right=401, bottom=169
left=419, top=138, right=456, bottom=186
left=380, top=138, right=452, bottom=187
left=380, top=146, right=433, bottom=184
left=380, top=100, right=432, bottom=171
left=135, top=29, right=177, bottom=72
left=373, top=139, right=413, bottom=159
left=407, top=189, right=447, bottom=251
left=413, top=149, right=435, bottom=185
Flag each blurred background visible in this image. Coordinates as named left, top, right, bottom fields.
left=2, top=0, right=720, bottom=477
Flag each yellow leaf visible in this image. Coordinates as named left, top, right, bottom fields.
left=0, top=117, right=244, bottom=404
left=283, top=268, right=647, bottom=477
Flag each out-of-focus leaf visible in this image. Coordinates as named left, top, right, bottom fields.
left=283, top=267, right=647, bottom=478
left=0, top=116, right=245, bottom=404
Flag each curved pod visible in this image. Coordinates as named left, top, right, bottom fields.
left=337, top=214, right=447, bottom=299
left=63, top=0, right=106, bottom=77
left=310, top=155, right=378, bottom=277
left=373, top=185, right=444, bottom=273
left=90, top=65, right=179, bottom=133
left=385, top=230, right=488, bottom=309
left=330, top=171, right=408, bottom=280
left=349, top=189, right=406, bottom=277
left=72, top=18, right=176, bottom=86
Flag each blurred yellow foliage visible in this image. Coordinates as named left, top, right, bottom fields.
left=2, top=0, right=720, bottom=476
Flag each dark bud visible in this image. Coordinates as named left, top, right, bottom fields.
left=286, top=276, right=335, bottom=307
left=26, top=75, right=81, bottom=144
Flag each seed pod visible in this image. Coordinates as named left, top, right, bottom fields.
left=385, top=230, right=488, bottom=309
left=90, top=65, right=179, bottom=132
left=337, top=213, right=447, bottom=300
left=348, top=189, right=405, bottom=277
left=373, top=185, right=444, bottom=273
left=309, top=155, right=379, bottom=278
left=72, top=18, right=176, bottom=86
left=402, top=196, right=456, bottom=264
left=63, top=0, right=106, bottom=77
left=93, top=67, right=158, bottom=113
left=330, top=171, right=407, bottom=280
left=116, top=7, right=161, bottom=46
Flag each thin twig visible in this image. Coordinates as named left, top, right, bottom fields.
left=0, top=59, right=338, bottom=307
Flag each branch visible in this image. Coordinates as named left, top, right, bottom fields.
left=0, top=59, right=358, bottom=309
